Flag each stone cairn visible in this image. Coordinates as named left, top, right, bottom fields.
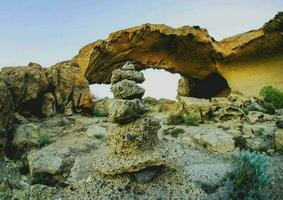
left=96, top=61, right=180, bottom=176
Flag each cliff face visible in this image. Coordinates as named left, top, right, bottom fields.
left=73, top=12, right=283, bottom=97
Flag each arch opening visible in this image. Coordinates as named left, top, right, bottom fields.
left=189, top=72, right=231, bottom=99
left=141, top=68, right=181, bottom=100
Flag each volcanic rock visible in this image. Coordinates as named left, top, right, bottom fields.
left=111, top=69, right=145, bottom=84
left=73, top=13, right=283, bottom=97
left=110, top=79, right=145, bottom=100
left=42, top=93, right=56, bottom=117
left=108, top=99, right=148, bottom=123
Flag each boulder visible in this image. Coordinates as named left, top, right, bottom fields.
left=108, top=99, right=148, bottom=123
left=193, top=129, right=235, bottom=153
left=0, top=80, right=14, bottom=140
left=144, top=97, right=183, bottom=113
left=177, top=77, right=190, bottom=97
left=96, top=117, right=183, bottom=175
left=12, top=123, right=40, bottom=151
left=27, top=136, right=97, bottom=184
left=178, top=96, right=211, bottom=118
left=0, top=62, right=48, bottom=109
left=275, top=129, right=283, bottom=151
left=42, top=93, right=56, bottom=117
left=111, top=69, right=145, bottom=84
left=64, top=101, right=73, bottom=116
left=110, top=80, right=145, bottom=100
left=276, top=118, right=283, bottom=129
left=46, top=61, right=93, bottom=114
left=93, top=97, right=110, bottom=117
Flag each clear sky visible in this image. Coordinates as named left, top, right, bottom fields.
left=0, top=0, right=282, bottom=99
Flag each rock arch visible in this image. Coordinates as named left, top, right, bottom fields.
left=73, top=12, right=283, bottom=97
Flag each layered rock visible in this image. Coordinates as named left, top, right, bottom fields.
left=96, top=62, right=182, bottom=175
left=73, top=12, right=283, bottom=97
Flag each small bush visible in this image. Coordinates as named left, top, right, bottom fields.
left=225, top=151, right=269, bottom=200
left=255, top=127, right=265, bottom=137
left=166, top=113, right=186, bottom=125
left=260, top=85, right=283, bottom=109
left=36, top=135, right=51, bottom=148
left=185, top=114, right=199, bottom=126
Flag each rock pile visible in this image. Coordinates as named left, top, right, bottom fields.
left=96, top=61, right=181, bottom=175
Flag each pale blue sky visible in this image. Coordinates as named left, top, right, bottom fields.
left=0, top=0, right=282, bottom=99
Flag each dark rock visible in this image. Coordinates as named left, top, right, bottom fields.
left=276, top=119, right=283, bottom=129
left=132, top=166, right=163, bottom=183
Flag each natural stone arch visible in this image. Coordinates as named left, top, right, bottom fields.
left=73, top=23, right=219, bottom=84
left=73, top=13, right=283, bottom=97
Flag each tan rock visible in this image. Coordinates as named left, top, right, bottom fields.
left=0, top=80, right=14, bottom=150
left=108, top=99, right=148, bottom=123
left=275, top=129, right=283, bottom=151
left=46, top=61, right=93, bottom=113
left=42, top=93, right=56, bottom=117
left=0, top=62, right=48, bottom=109
left=96, top=117, right=182, bottom=175
left=193, top=129, right=235, bottom=153
left=111, top=69, right=145, bottom=84
left=177, top=77, right=190, bottom=97
left=73, top=13, right=283, bottom=97
left=178, top=96, right=211, bottom=118
left=110, top=79, right=145, bottom=100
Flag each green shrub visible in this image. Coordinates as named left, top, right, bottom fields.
left=260, top=85, right=283, bottom=109
left=166, top=113, right=186, bottom=125
left=36, top=135, right=51, bottom=148
left=255, top=128, right=265, bottom=137
left=185, top=114, right=199, bottom=126
left=225, top=151, right=269, bottom=200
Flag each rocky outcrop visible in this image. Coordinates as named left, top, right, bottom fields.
left=0, top=63, right=48, bottom=115
left=96, top=62, right=182, bottom=175
left=73, top=12, right=283, bottom=97
left=0, top=61, right=93, bottom=118
left=0, top=80, right=14, bottom=150
left=46, top=61, right=93, bottom=114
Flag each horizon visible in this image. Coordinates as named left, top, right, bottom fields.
left=1, top=0, right=282, bottom=99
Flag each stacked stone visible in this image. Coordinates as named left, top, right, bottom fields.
left=108, top=61, right=147, bottom=124
left=96, top=61, right=180, bottom=175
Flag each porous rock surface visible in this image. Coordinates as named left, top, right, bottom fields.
left=96, top=62, right=183, bottom=175
left=73, top=12, right=283, bottom=97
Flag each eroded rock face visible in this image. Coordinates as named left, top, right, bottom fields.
left=0, top=80, right=14, bottom=150
left=47, top=61, right=93, bottom=114
left=0, top=63, right=48, bottom=111
left=73, top=13, right=283, bottom=97
left=0, top=61, right=93, bottom=118
left=74, top=24, right=217, bottom=83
